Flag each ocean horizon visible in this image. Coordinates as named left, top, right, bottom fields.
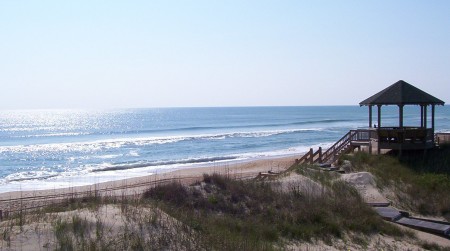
left=1, top=105, right=449, bottom=193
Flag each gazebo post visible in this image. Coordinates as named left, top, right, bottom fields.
left=399, top=104, right=404, bottom=158
left=431, top=105, right=435, bottom=131
left=377, top=105, right=381, bottom=128
left=369, top=106, right=372, bottom=128
left=420, top=105, right=424, bottom=128
left=399, top=105, right=404, bottom=128
left=424, top=105, right=428, bottom=129
left=377, top=105, right=381, bottom=155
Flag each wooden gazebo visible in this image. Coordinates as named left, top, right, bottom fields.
left=359, top=80, right=445, bottom=153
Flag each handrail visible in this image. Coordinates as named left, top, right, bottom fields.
left=295, top=147, right=323, bottom=165
left=294, top=130, right=358, bottom=166
left=295, top=149, right=311, bottom=165
left=321, top=130, right=356, bottom=164
left=312, top=147, right=323, bottom=164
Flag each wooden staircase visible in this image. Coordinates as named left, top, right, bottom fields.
left=295, top=130, right=358, bottom=166
left=294, top=131, right=450, bottom=167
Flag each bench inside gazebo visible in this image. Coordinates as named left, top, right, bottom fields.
left=359, top=80, right=445, bottom=153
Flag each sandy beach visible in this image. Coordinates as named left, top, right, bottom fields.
left=2, top=152, right=450, bottom=250
left=0, top=155, right=296, bottom=214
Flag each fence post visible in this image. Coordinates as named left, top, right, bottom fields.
left=0, top=210, right=2, bottom=221
left=318, top=147, right=322, bottom=163
left=309, top=148, right=313, bottom=164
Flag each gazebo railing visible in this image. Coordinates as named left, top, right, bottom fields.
left=377, top=127, right=434, bottom=144
left=350, top=129, right=377, bottom=142
left=435, top=133, right=450, bottom=146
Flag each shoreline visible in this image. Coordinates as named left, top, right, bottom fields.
left=0, top=155, right=297, bottom=212
left=0, top=151, right=303, bottom=193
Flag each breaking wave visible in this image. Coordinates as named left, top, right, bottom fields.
left=0, top=128, right=324, bottom=154
left=92, top=156, right=239, bottom=172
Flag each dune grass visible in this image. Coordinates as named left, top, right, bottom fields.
left=5, top=148, right=450, bottom=250
left=341, top=148, right=450, bottom=220
left=396, top=144, right=450, bottom=174
left=143, top=173, right=404, bottom=250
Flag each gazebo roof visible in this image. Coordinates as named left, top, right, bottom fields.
left=359, top=80, right=445, bottom=106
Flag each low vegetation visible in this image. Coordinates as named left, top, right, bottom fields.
left=3, top=147, right=450, bottom=250
left=1, top=196, right=199, bottom=250
left=341, top=147, right=450, bottom=221
left=397, top=144, right=450, bottom=174
left=143, top=173, right=404, bottom=250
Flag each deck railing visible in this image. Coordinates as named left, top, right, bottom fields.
left=377, top=127, right=433, bottom=144
left=350, top=129, right=377, bottom=141
left=436, top=133, right=450, bottom=145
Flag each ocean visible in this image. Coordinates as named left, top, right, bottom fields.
left=1, top=106, right=449, bottom=192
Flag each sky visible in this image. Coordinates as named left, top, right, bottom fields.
left=1, top=1, right=449, bottom=109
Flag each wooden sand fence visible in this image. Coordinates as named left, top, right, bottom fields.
left=0, top=172, right=256, bottom=221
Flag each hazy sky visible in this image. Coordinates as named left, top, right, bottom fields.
left=1, top=1, right=449, bottom=109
